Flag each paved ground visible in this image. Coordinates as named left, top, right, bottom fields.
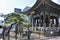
left=44, top=36, right=60, bottom=40
left=0, top=33, right=40, bottom=40
left=0, top=33, right=60, bottom=40
left=32, top=33, right=60, bottom=40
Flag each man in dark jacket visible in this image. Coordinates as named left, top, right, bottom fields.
left=27, top=28, right=32, bottom=40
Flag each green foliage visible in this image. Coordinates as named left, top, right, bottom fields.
left=23, top=21, right=30, bottom=27
left=7, top=13, right=24, bottom=22
left=2, top=22, right=9, bottom=26
left=6, top=12, right=30, bottom=27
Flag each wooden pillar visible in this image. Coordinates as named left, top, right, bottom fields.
left=48, top=14, right=50, bottom=27
left=40, top=15, right=43, bottom=27
left=35, top=19, right=37, bottom=27
left=36, top=19, right=38, bottom=26
left=51, top=18, right=54, bottom=27
left=56, top=17, right=59, bottom=27
left=31, top=18, right=34, bottom=27
left=31, top=18, right=34, bottom=31
left=45, top=15, right=49, bottom=27
left=56, top=14, right=59, bottom=27
left=33, top=18, right=35, bottom=27
left=43, top=8, right=46, bottom=27
left=43, top=2, right=46, bottom=36
left=48, top=7, right=50, bottom=27
left=39, top=13, right=41, bottom=39
left=37, top=19, right=39, bottom=26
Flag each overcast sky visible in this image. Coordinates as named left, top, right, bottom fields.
left=0, top=0, right=60, bottom=15
left=52, top=0, right=60, bottom=5
left=0, top=0, right=36, bottom=15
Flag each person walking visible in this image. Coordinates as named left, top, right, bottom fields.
left=27, top=27, right=32, bottom=40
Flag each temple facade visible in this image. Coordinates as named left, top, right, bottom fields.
left=24, top=0, right=60, bottom=27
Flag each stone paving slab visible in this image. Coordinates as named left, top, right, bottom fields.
left=31, top=33, right=60, bottom=40
left=0, top=33, right=60, bottom=40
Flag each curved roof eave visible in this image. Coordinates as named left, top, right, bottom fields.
left=23, top=0, right=42, bottom=15
left=23, top=0, right=60, bottom=15
left=45, top=0, right=60, bottom=9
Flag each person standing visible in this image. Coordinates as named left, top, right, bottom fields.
left=27, top=27, right=32, bottom=40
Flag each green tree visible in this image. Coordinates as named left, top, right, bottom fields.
left=6, top=12, right=30, bottom=27
left=23, top=21, right=30, bottom=27
left=7, top=13, right=23, bottom=22
left=3, top=22, right=9, bottom=26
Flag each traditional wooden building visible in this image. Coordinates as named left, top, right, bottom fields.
left=24, top=0, right=60, bottom=27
